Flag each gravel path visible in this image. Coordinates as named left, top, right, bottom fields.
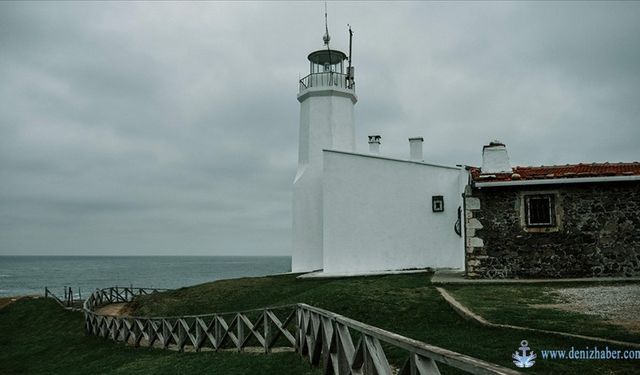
left=550, top=285, right=640, bottom=332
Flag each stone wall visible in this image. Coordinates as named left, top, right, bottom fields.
left=465, top=181, right=640, bottom=278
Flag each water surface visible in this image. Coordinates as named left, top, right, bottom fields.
left=0, top=256, right=291, bottom=297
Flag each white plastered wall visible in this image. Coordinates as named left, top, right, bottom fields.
left=322, top=150, right=466, bottom=274
left=291, top=88, right=356, bottom=272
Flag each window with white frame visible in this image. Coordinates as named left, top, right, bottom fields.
left=524, top=194, right=555, bottom=226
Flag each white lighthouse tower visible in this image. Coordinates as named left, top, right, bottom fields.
left=292, top=26, right=357, bottom=272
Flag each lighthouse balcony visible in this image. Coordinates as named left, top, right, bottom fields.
left=299, top=72, right=355, bottom=93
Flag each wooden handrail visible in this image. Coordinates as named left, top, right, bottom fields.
left=297, top=303, right=521, bottom=375
left=82, top=287, right=521, bottom=375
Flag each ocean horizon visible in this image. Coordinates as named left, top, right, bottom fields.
left=0, top=255, right=291, bottom=298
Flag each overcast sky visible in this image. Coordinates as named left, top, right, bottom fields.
left=1, top=2, right=638, bottom=256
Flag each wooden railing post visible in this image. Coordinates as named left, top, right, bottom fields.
left=263, top=309, right=271, bottom=353
left=237, top=313, right=244, bottom=352
left=295, top=305, right=301, bottom=353
left=214, top=314, right=221, bottom=351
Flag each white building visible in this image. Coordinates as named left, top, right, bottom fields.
left=292, top=31, right=467, bottom=275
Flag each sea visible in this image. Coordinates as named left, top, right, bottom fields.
left=0, top=256, right=291, bottom=298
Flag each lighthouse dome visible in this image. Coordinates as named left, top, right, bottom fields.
left=307, top=49, right=347, bottom=65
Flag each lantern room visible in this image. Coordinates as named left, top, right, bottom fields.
left=308, top=49, right=347, bottom=74
left=299, top=48, right=355, bottom=92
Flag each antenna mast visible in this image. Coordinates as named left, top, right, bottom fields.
left=323, top=2, right=330, bottom=47
left=347, top=25, right=354, bottom=86
left=323, top=2, right=332, bottom=64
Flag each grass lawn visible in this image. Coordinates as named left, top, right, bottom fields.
left=128, top=273, right=639, bottom=374
left=444, top=283, right=640, bottom=344
left=0, top=298, right=319, bottom=375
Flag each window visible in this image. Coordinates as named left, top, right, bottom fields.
left=525, top=194, right=555, bottom=226
left=432, top=195, right=444, bottom=212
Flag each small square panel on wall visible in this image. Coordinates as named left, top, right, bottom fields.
left=432, top=195, right=444, bottom=212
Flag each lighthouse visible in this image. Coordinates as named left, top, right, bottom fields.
left=292, top=25, right=357, bottom=272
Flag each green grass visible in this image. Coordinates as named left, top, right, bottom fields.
left=3, top=274, right=639, bottom=374
left=128, top=273, right=640, bottom=374
left=445, top=283, right=640, bottom=344
left=0, top=298, right=318, bottom=375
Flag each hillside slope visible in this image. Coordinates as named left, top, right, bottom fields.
left=0, top=298, right=318, bottom=375
left=129, top=272, right=639, bottom=375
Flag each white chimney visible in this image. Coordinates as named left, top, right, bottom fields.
left=481, top=140, right=512, bottom=173
left=409, top=137, right=424, bottom=161
left=368, top=135, right=381, bottom=154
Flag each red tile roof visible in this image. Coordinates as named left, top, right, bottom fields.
left=470, top=162, right=640, bottom=183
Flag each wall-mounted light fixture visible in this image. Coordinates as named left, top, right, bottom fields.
left=432, top=195, right=444, bottom=212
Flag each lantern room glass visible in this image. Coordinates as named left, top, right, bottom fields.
left=310, top=60, right=344, bottom=74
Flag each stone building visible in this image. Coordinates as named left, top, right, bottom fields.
left=464, top=142, right=640, bottom=279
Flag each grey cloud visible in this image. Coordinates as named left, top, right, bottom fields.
left=1, top=2, right=638, bottom=256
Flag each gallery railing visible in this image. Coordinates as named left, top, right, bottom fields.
left=82, top=287, right=521, bottom=375
left=299, top=72, right=355, bottom=91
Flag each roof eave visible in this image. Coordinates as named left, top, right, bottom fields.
left=474, top=175, right=640, bottom=188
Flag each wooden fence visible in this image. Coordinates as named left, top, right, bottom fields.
left=45, top=286, right=83, bottom=310
left=83, top=286, right=295, bottom=353
left=83, top=287, right=521, bottom=375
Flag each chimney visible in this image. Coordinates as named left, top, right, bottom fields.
left=368, top=135, right=381, bottom=154
left=481, top=140, right=511, bottom=173
left=409, top=137, right=424, bottom=161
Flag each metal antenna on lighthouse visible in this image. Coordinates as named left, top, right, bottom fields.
left=347, top=24, right=354, bottom=86
left=323, top=1, right=330, bottom=47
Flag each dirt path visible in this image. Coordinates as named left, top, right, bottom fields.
left=0, top=296, right=40, bottom=310
left=0, top=297, right=17, bottom=310
left=95, top=303, right=129, bottom=316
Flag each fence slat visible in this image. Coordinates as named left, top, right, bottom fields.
left=415, top=354, right=442, bottom=375
left=364, top=335, right=393, bottom=375
left=265, top=310, right=296, bottom=346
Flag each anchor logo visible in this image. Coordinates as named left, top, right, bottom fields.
left=512, top=340, right=537, bottom=368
